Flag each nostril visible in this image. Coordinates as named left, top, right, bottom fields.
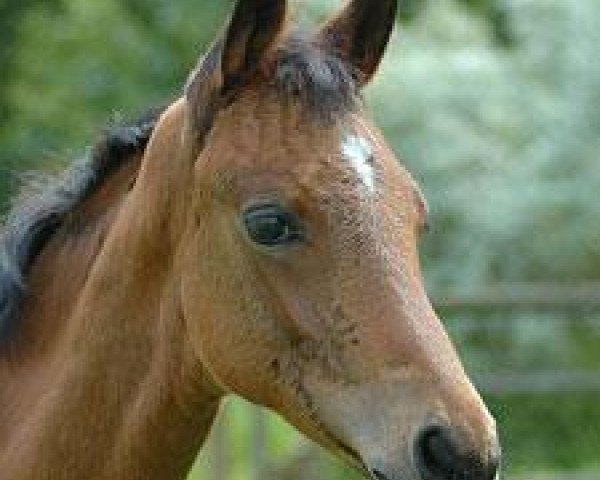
left=416, top=425, right=458, bottom=480
left=415, top=425, right=500, bottom=480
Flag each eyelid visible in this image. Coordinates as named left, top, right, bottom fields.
left=242, top=195, right=291, bottom=214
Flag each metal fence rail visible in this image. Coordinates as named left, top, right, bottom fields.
left=433, top=282, right=600, bottom=310
left=475, top=371, right=600, bottom=394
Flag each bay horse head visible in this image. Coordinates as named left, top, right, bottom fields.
left=0, top=0, right=501, bottom=478
left=138, top=0, right=501, bottom=479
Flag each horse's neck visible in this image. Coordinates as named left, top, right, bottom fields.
left=0, top=102, right=222, bottom=479
left=1, top=289, right=219, bottom=480
left=7, top=155, right=143, bottom=358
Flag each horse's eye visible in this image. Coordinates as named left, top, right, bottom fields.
left=243, top=205, right=304, bottom=247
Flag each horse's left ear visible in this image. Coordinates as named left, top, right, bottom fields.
left=185, top=0, right=287, bottom=142
left=317, top=0, right=398, bottom=85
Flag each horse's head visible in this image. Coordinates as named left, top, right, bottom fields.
left=152, top=1, right=500, bottom=479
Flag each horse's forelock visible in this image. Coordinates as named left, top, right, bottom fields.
left=271, top=34, right=360, bottom=123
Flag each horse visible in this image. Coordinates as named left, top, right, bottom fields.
left=0, top=1, right=501, bottom=479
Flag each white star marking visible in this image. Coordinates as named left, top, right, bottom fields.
left=341, top=134, right=375, bottom=193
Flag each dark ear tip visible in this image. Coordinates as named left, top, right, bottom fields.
left=317, top=0, right=398, bottom=84
left=230, top=0, right=287, bottom=24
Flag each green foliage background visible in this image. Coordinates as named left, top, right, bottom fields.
left=1, top=0, right=599, bottom=478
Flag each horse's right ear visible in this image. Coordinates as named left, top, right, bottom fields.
left=185, top=0, right=287, bottom=142
left=317, top=0, right=398, bottom=86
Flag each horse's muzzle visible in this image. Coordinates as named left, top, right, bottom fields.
left=367, top=423, right=501, bottom=480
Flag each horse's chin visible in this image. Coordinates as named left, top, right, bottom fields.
left=291, top=397, right=420, bottom=480
left=324, top=435, right=417, bottom=480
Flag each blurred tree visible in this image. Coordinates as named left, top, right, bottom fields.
left=456, top=0, right=514, bottom=45
left=0, top=0, right=60, bottom=119
left=0, top=0, right=61, bottom=205
left=397, top=0, right=425, bottom=22
left=397, top=0, right=514, bottom=46
left=0, top=0, right=232, bottom=207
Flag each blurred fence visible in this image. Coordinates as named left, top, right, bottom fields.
left=437, top=282, right=600, bottom=394
left=194, top=282, right=600, bottom=480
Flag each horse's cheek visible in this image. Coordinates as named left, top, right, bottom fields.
left=179, top=232, right=278, bottom=396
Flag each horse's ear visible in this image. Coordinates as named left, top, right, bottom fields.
left=317, top=0, right=398, bottom=85
left=185, top=0, right=287, bottom=141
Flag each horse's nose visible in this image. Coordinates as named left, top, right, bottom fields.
left=414, top=425, right=500, bottom=480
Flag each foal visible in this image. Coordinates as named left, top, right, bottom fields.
left=0, top=1, right=500, bottom=479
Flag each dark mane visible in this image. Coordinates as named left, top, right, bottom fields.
left=0, top=108, right=163, bottom=344
left=271, top=34, right=360, bottom=122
